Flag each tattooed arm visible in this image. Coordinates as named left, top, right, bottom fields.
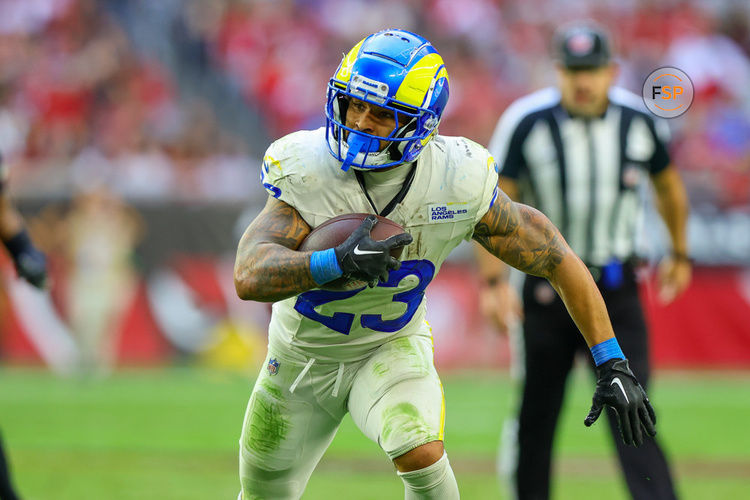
left=472, top=190, right=615, bottom=347
left=234, top=196, right=316, bottom=302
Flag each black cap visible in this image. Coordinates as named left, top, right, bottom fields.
left=554, top=23, right=611, bottom=69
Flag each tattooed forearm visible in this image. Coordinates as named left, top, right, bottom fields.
left=474, top=190, right=616, bottom=347
left=234, top=197, right=317, bottom=302
left=473, top=193, right=567, bottom=279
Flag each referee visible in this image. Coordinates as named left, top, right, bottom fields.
left=476, top=24, right=690, bottom=499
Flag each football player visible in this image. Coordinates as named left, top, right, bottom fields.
left=0, top=152, right=47, bottom=500
left=234, top=29, right=655, bottom=499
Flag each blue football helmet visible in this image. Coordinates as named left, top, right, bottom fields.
left=325, top=29, right=450, bottom=171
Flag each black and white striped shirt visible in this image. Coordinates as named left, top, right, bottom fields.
left=489, top=87, right=670, bottom=266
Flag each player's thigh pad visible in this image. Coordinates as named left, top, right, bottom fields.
left=239, top=353, right=331, bottom=474
left=239, top=352, right=346, bottom=499
left=348, top=334, right=445, bottom=460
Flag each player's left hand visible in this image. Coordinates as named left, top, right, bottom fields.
left=657, top=255, right=691, bottom=303
left=584, top=358, right=656, bottom=447
left=14, top=246, right=48, bottom=289
left=334, top=215, right=412, bottom=287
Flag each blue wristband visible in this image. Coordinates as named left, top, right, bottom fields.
left=590, top=337, right=625, bottom=366
left=310, top=248, right=343, bottom=285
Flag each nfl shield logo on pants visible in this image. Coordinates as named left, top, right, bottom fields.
left=267, top=358, right=280, bottom=376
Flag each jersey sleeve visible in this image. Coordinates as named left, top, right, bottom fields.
left=467, top=151, right=500, bottom=237
left=260, top=141, right=297, bottom=208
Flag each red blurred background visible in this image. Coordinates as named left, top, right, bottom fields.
left=1, top=0, right=749, bottom=373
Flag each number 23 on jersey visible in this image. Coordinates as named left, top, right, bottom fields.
left=294, top=260, right=435, bottom=335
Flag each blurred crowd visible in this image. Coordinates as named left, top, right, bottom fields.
left=0, top=0, right=749, bottom=210
left=0, top=0, right=257, bottom=202
left=2, top=0, right=750, bottom=372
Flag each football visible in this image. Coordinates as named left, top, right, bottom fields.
left=299, top=213, right=406, bottom=290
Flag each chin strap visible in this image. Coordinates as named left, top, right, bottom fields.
left=340, top=132, right=380, bottom=171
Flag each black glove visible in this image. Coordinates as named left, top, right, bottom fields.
left=4, top=230, right=48, bottom=289
left=15, top=246, right=47, bottom=289
left=584, top=358, right=657, bottom=447
left=334, top=215, right=412, bottom=287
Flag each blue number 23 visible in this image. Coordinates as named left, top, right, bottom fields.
left=293, top=260, right=435, bottom=335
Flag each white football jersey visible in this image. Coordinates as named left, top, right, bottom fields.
left=261, top=127, right=499, bottom=362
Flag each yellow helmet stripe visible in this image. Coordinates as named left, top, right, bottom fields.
left=395, top=53, right=449, bottom=108
left=335, top=38, right=366, bottom=83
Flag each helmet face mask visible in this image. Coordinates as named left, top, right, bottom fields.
left=325, top=30, right=449, bottom=171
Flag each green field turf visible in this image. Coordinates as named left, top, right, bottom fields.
left=1, top=367, right=748, bottom=499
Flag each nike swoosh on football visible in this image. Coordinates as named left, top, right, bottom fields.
left=611, top=377, right=629, bottom=404
left=353, top=245, right=383, bottom=256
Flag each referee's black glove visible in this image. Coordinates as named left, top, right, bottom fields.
left=334, top=215, right=412, bottom=287
left=584, top=358, right=657, bottom=447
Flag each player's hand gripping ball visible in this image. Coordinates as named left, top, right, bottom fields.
left=299, top=214, right=412, bottom=290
